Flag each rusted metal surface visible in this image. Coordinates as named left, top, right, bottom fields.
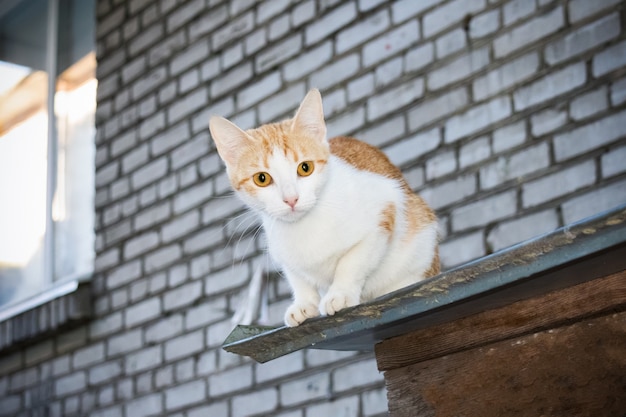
left=222, top=205, right=626, bottom=363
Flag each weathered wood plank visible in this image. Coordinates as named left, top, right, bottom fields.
left=385, top=311, right=626, bottom=417
left=375, top=269, right=626, bottom=371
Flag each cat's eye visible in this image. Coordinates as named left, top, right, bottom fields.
left=297, top=161, right=314, bottom=177
left=253, top=172, right=272, bottom=187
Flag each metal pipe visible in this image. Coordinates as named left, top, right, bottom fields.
left=44, top=0, right=59, bottom=288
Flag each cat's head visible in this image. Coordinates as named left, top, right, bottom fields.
left=209, top=89, right=330, bottom=223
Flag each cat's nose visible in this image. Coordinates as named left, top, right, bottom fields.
left=283, top=196, right=299, bottom=209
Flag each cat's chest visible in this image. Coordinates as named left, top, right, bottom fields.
left=263, top=159, right=404, bottom=276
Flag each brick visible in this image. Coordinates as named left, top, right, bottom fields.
left=280, top=373, right=330, bottom=407
left=125, top=346, right=162, bottom=375
left=98, top=6, right=125, bottom=38
left=592, top=40, right=626, bottom=77
left=124, top=232, right=159, bottom=259
left=96, top=160, right=119, bottom=188
left=363, top=387, right=388, bottom=416
left=514, top=63, right=586, bottom=111
left=210, top=62, right=253, bottom=98
left=610, top=77, right=626, bottom=106
left=173, top=182, right=214, bottom=214
left=347, top=73, right=375, bottom=103
left=124, top=394, right=163, bottom=417
left=233, top=388, right=278, bottom=417
left=193, top=98, right=235, bottom=133
left=469, top=8, right=500, bottom=39
left=167, top=0, right=203, bottom=32
left=257, top=0, right=291, bottom=23
left=122, top=144, right=148, bottom=174
left=106, top=260, right=141, bottom=290
left=428, top=47, right=489, bottom=90
left=568, top=0, right=621, bottom=23
left=488, top=209, right=559, bottom=252
left=95, top=247, right=120, bottom=272
left=89, top=361, right=122, bottom=385
left=503, top=0, right=536, bottom=25
left=161, top=211, right=200, bottom=243
left=73, top=343, right=105, bottom=369
left=326, top=107, right=365, bottom=137
left=481, top=143, right=551, bottom=189
left=494, top=6, right=565, bottom=58
left=132, top=66, right=167, bottom=100
left=165, top=379, right=206, bottom=411
left=163, top=281, right=202, bottom=311
left=205, top=263, right=249, bottom=295
left=139, top=111, right=165, bottom=140
left=426, top=150, right=457, bottom=179
left=562, top=179, right=626, bottom=224
left=209, top=365, right=253, bottom=396
left=168, top=88, right=208, bottom=123
left=336, top=9, right=390, bottom=53
left=546, top=13, right=620, bottom=66
left=306, top=2, right=357, bottom=46
left=107, top=329, right=142, bottom=356
left=359, top=115, right=405, bottom=148
left=391, top=0, right=442, bottom=24
left=423, top=0, right=485, bottom=38
left=125, top=298, right=161, bottom=328
left=131, top=157, right=168, bottom=190
left=440, top=231, right=485, bottom=268
left=493, top=121, right=527, bottom=153
left=602, top=145, right=626, bottom=178
left=404, top=42, right=434, bottom=73
left=269, top=14, right=291, bottom=40
left=129, top=24, right=164, bottom=56
left=408, top=87, right=468, bottom=131
left=310, top=53, right=360, bottom=91
left=333, top=358, right=383, bottom=391
left=530, top=108, right=568, bottom=137
left=145, top=314, right=183, bottom=343
left=473, top=52, right=539, bottom=101
left=237, top=71, right=282, bottom=110
left=553, top=109, right=626, bottom=161
left=165, top=330, right=204, bottom=361
left=452, top=190, right=517, bottom=231
left=523, top=160, right=597, bottom=208
left=188, top=402, right=229, bottom=417
left=363, top=20, right=420, bottom=67
left=438, top=29, right=470, bottom=60
left=144, top=244, right=182, bottom=273
left=306, top=395, right=359, bottom=417
left=185, top=298, right=227, bottom=330
left=460, top=136, right=491, bottom=168
left=292, top=0, right=316, bottom=27
left=446, top=96, right=512, bottom=143
left=259, top=83, right=307, bottom=122
left=256, top=351, right=304, bottom=383
left=148, top=32, right=187, bottom=67
left=373, top=57, right=402, bottom=87
left=121, top=56, right=146, bottom=84
left=212, top=12, right=254, bottom=50
left=256, top=34, right=302, bottom=73
left=151, top=122, right=190, bottom=157
left=55, top=372, right=86, bottom=396
left=180, top=69, right=200, bottom=93
left=367, top=78, right=424, bottom=121
left=421, top=174, right=477, bottom=210
left=183, top=226, right=223, bottom=255
left=322, top=88, right=347, bottom=118
left=570, top=87, right=609, bottom=121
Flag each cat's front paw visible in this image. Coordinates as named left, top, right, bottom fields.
left=284, top=301, right=320, bottom=327
left=319, top=291, right=360, bottom=316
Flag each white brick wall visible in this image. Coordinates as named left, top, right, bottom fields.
left=4, top=1, right=626, bottom=417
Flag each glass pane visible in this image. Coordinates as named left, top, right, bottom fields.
left=0, top=64, right=48, bottom=307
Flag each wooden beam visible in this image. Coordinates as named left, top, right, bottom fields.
left=375, top=269, right=626, bottom=371
left=384, top=310, right=626, bottom=417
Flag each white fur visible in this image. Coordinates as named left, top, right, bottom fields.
left=246, top=154, right=438, bottom=327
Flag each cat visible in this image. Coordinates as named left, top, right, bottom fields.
left=209, top=89, right=439, bottom=327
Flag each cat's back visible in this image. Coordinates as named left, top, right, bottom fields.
left=329, top=136, right=408, bottom=188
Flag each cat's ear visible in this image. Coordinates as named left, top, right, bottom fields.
left=292, top=88, right=327, bottom=143
left=209, top=116, right=251, bottom=167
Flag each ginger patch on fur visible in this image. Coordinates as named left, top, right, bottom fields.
left=379, top=203, right=396, bottom=237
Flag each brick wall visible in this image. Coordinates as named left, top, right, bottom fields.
left=1, top=0, right=625, bottom=416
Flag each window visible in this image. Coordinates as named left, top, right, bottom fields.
left=0, top=0, right=95, bottom=316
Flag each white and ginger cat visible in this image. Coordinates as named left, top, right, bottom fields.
left=209, top=89, right=439, bottom=327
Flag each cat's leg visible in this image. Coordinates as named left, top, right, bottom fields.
left=320, top=234, right=388, bottom=316
left=284, top=271, right=321, bottom=327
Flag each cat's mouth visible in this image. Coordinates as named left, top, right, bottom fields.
left=270, top=201, right=314, bottom=223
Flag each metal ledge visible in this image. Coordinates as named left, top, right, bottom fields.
left=223, top=204, right=626, bottom=363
